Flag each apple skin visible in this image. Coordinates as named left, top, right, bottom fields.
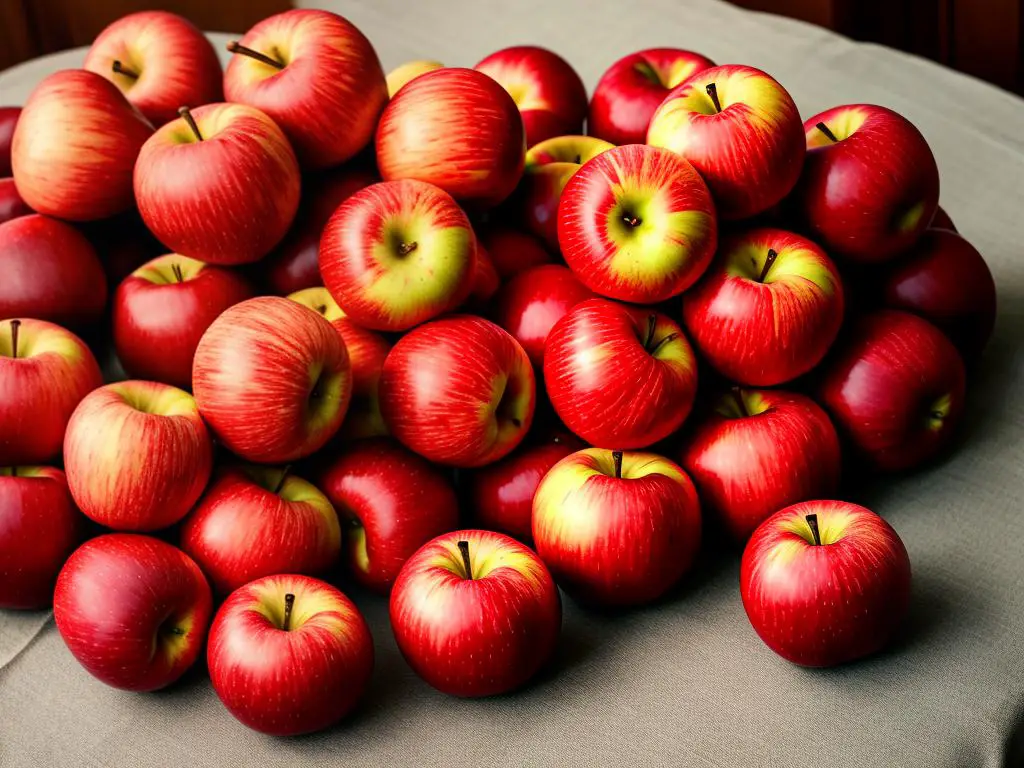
left=380, top=315, right=535, bottom=467
left=544, top=299, right=698, bottom=449
left=820, top=310, right=966, bottom=472
left=474, top=46, right=587, bottom=147
left=224, top=9, right=387, bottom=169
left=533, top=448, right=702, bottom=606
left=682, top=228, right=845, bottom=386
left=647, top=64, right=805, bottom=220
left=468, top=239, right=501, bottom=305
left=0, top=318, right=103, bottom=466
left=740, top=500, right=912, bottom=667
left=558, top=144, right=717, bottom=303
left=495, top=264, right=595, bottom=368
left=794, top=105, right=940, bottom=262
left=387, top=60, right=444, bottom=97
left=0, top=107, right=20, bottom=176
left=680, top=389, right=841, bottom=543
left=0, top=466, right=83, bottom=609
left=64, top=381, right=213, bottom=532
left=79, top=209, right=165, bottom=286
left=180, top=465, right=342, bottom=594
left=83, top=11, right=223, bottom=126
left=113, top=254, right=254, bottom=388
left=208, top=574, right=374, bottom=736
left=0, top=177, right=31, bottom=225
left=12, top=70, right=153, bottom=221
left=477, top=225, right=552, bottom=280
left=588, top=48, right=715, bottom=146
left=881, top=229, right=996, bottom=356
left=390, top=529, right=561, bottom=697
left=931, top=205, right=957, bottom=232
left=319, top=438, right=459, bottom=594
left=134, top=102, right=300, bottom=266
left=376, top=68, right=525, bottom=208
left=193, top=296, right=352, bottom=463
left=320, top=179, right=476, bottom=331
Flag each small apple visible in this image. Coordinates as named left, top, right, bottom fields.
left=477, top=224, right=552, bottom=280
left=0, top=106, right=20, bottom=176
left=0, top=177, right=31, bottom=225
left=387, top=60, right=444, bottom=97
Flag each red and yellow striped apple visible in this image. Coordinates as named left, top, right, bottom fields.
left=386, top=60, right=444, bottom=97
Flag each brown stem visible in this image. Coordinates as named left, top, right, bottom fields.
left=648, top=332, right=678, bottom=357
left=397, top=241, right=418, bottom=256
left=573, top=154, right=581, bottom=164
left=112, top=60, right=139, bottom=79
left=171, top=263, right=184, bottom=284
left=731, top=386, right=749, bottom=417
left=178, top=106, right=203, bottom=141
left=622, top=214, right=641, bottom=227
left=643, top=313, right=657, bottom=350
left=227, top=41, right=284, bottom=70
left=457, top=540, right=473, bottom=580
left=806, top=514, right=822, bottom=546
left=612, top=450, right=623, bottom=479
left=282, top=593, right=295, bottom=631
left=758, top=249, right=778, bottom=283
left=815, top=122, right=839, bottom=143
left=272, top=465, right=291, bottom=495
left=315, top=304, right=327, bottom=315
left=9, top=319, right=20, bottom=360
left=706, top=82, right=722, bottom=113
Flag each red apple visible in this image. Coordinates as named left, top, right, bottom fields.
left=54, top=534, right=212, bottom=691
left=0, top=177, right=31, bottom=225
left=79, top=209, right=165, bottom=285
left=208, top=574, right=373, bottom=735
left=0, top=466, right=83, bottom=609
left=84, top=11, right=223, bottom=126
left=477, top=225, right=552, bottom=280
left=544, top=299, right=698, bottom=449
left=740, top=500, right=911, bottom=667
left=533, top=448, right=701, bottom=605
left=794, top=105, right=940, bottom=262
left=820, top=310, right=966, bottom=472
left=468, top=239, right=501, bottom=305
left=931, top=205, right=957, bottom=232
left=390, top=529, right=560, bottom=696
left=380, top=315, right=535, bottom=467
left=387, top=60, right=444, bottom=97
left=0, top=107, right=20, bottom=176
left=376, top=68, right=525, bottom=208
left=588, top=48, right=715, bottom=146
left=558, top=144, right=717, bottom=303
left=12, top=70, right=153, bottom=221
left=682, top=228, right=845, bottom=386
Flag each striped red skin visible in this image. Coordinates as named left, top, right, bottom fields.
left=795, top=105, right=940, bottom=262
left=83, top=11, right=223, bottom=127
left=477, top=225, right=553, bottom=280
left=192, top=296, right=352, bottom=463
left=379, top=315, right=536, bottom=467
left=376, top=68, right=526, bottom=208
left=532, top=448, right=702, bottom=606
left=0, top=178, right=31, bottom=225
left=543, top=299, right=698, bottom=449
left=0, top=319, right=103, bottom=466
left=12, top=70, right=153, bottom=221
left=474, top=46, right=588, bottom=147
left=0, top=215, right=108, bottom=327
left=0, top=107, right=19, bottom=176
left=557, top=144, right=718, bottom=304
left=468, top=240, right=501, bottom=305
left=134, top=102, right=300, bottom=266
left=389, top=529, right=561, bottom=697
left=54, top=534, right=212, bottom=691
left=647, top=65, right=805, bottom=220
left=820, top=310, right=966, bottom=472
left=63, top=381, right=213, bottom=531
left=682, top=228, right=845, bottom=386
left=740, top=501, right=912, bottom=667
left=588, top=48, right=716, bottom=146
left=208, top=575, right=373, bottom=736
left=680, top=389, right=841, bottom=543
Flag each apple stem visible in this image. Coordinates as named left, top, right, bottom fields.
left=397, top=241, right=418, bottom=256
left=648, top=333, right=679, bottom=357
left=758, top=249, right=778, bottom=283
left=171, top=263, right=184, bottom=284
left=612, top=450, right=623, bottom=479
left=9, top=319, right=20, bottom=360
left=622, top=214, right=642, bottom=227
left=282, top=593, right=295, bottom=631
left=315, top=304, right=327, bottom=315
left=112, top=60, right=139, bottom=79
left=227, top=41, right=284, bottom=70
left=178, top=107, right=203, bottom=142
left=806, top=513, right=822, bottom=546
left=457, top=540, right=473, bottom=580
left=815, top=122, right=839, bottom=143
left=643, top=313, right=657, bottom=350
left=273, top=465, right=291, bottom=495
left=10, top=467, right=16, bottom=478
left=573, top=154, right=581, bottom=164
left=706, top=82, right=722, bottom=113
left=731, top=386, right=749, bottom=417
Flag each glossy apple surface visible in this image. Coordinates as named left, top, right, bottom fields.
left=0, top=177, right=31, bottom=225
left=477, top=225, right=552, bottom=280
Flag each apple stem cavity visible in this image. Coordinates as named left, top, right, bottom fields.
left=112, top=60, right=139, bottom=80
left=178, top=107, right=204, bottom=142
left=457, top=540, right=473, bottom=580
left=9, top=319, right=20, bottom=360
left=643, top=314, right=658, bottom=349
left=622, top=214, right=642, bottom=228
left=815, top=122, right=839, bottom=143
left=282, top=593, right=296, bottom=631
left=612, top=450, right=623, bottom=479
left=171, top=263, right=184, bottom=284
left=397, top=241, right=419, bottom=256
left=706, top=82, right=723, bottom=113
left=806, top=513, right=822, bottom=546
left=648, top=333, right=679, bottom=357
left=315, top=304, right=327, bottom=315
left=731, top=386, right=749, bottom=417
left=758, top=249, right=778, bottom=283
left=227, top=41, right=285, bottom=70
left=273, top=465, right=291, bottom=495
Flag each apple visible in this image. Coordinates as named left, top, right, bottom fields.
left=192, top=296, right=351, bottom=463
left=386, top=60, right=444, bottom=97
left=533, top=448, right=701, bottom=606
left=474, top=46, right=587, bottom=147
left=557, top=144, right=717, bottom=303
left=376, top=67, right=525, bottom=208
left=0, top=106, right=20, bottom=176
left=588, top=48, right=715, bottom=146
left=319, top=438, right=459, bottom=593
left=380, top=315, right=535, bottom=467
left=680, top=388, right=841, bottom=543
left=0, top=318, right=102, bottom=466
left=224, top=9, right=386, bottom=169
left=53, top=533, right=212, bottom=691
left=544, top=299, right=697, bottom=449
left=319, top=179, right=476, bottom=331
left=477, top=224, right=552, bottom=280
left=468, top=239, right=501, bottom=305
left=113, top=254, right=254, bottom=388
left=390, top=529, right=560, bottom=696
left=495, top=264, right=595, bottom=368
left=820, top=310, right=966, bottom=472
left=83, top=11, right=223, bottom=126
left=682, top=228, right=845, bottom=386
left=793, top=104, right=940, bottom=262
left=647, top=64, right=805, bottom=220
left=740, top=500, right=912, bottom=667
left=134, top=102, right=300, bottom=266
left=12, top=70, right=153, bottom=221
left=208, top=574, right=373, bottom=735
left=881, top=229, right=996, bottom=356
left=64, top=381, right=213, bottom=531
left=79, top=209, right=165, bottom=286
left=180, top=465, right=342, bottom=594
left=0, top=466, right=82, bottom=609
left=0, top=177, right=31, bottom=225
left=931, top=205, right=957, bottom=232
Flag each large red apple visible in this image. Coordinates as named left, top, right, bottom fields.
left=0, top=177, right=31, bottom=225
left=0, top=106, right=20, bottom=176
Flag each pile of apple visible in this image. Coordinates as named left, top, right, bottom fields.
left=0, top=7, right=996, bottom=737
